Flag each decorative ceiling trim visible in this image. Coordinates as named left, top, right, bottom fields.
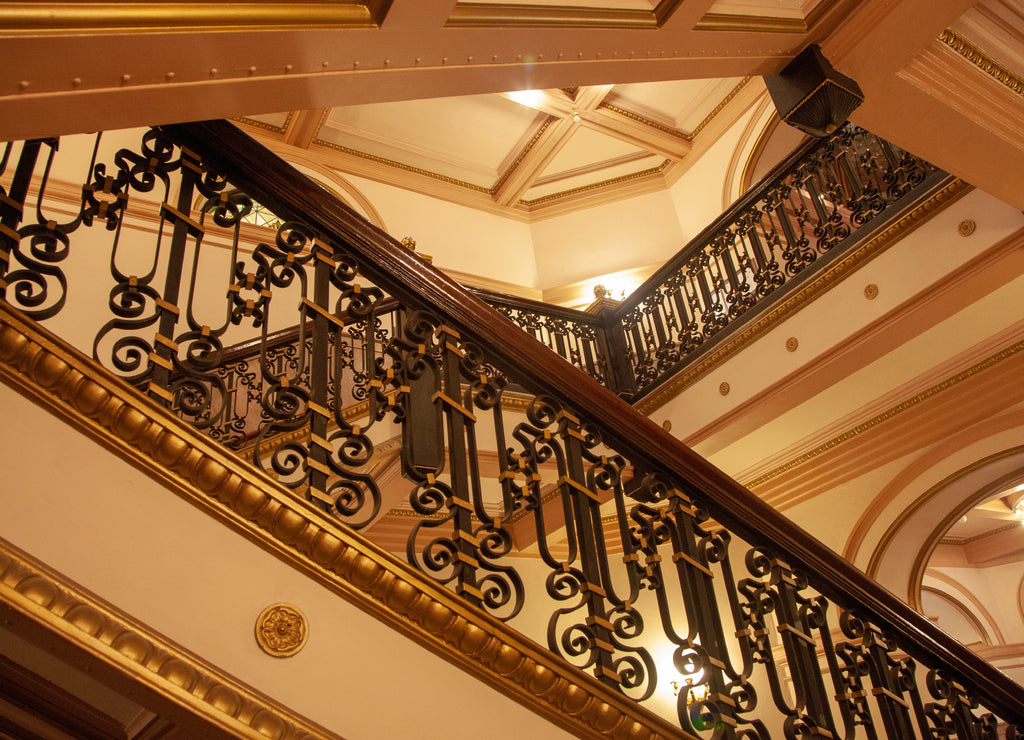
left=492, top=116, right=556, bottom=194
left=939, top=520, right=1020, bottom=546
left=633, top=177, right=972, bottom=415
left=920, top=585, right=992, bottom=646
left=445, top=0, right=682, bottom=30
left=0, top=1, right=393, bottom=33
left=597, top=103, right=693, bottom=142
left=313, top=137, right=494, bottom=194
left=0, top=307, right=682, bottom=740
left=519, top=160, right=670, bottom=206
left=924, top=568, right=1006, bottom=646
left=694, top=0, right=843, bottom=33
left=0, top=537, right=337, bottom=738
left=233, top=112, right=294, bottom=136
left=939, top=27, right=1024, bottom=98
left=689, top=77, right=753, bottom=139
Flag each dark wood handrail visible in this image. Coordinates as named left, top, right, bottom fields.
left=161, top=119, right=1024, bottom=724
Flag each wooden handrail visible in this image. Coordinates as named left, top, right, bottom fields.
left=161, top=119, right=1024, bottom=724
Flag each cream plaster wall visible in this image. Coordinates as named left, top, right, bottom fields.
left=0, top=386, right=573, bottom=740
left=527, top=189, right=687, bottom=290
left=343, top=174, right=540, bottom=289
left=931, top=562, right=1024, bottom=645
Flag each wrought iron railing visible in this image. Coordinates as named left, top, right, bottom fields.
left=427, top=127, right=952, bottom=401
left=1, top=124, right=1020, bottom=737
left=609, top=126, right=948, bottom=398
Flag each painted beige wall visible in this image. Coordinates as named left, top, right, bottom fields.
left=344, top=174, right=540, bottom=289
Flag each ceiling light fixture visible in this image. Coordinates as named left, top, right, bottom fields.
left=765, top=44, right=864, bottom=137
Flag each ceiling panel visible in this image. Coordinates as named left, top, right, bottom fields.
left=317, top=94, right=544, bottom=189
left=523, top=153, right=665, bottom=202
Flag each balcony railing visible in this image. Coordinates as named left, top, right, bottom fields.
left=426, top=127, right=953, bottom=401
left=0, top=123, right=1020, bottom=737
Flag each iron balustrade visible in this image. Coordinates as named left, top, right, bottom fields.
left=609, top=126, right=947, bottom=399
left=0, top=124, right=1020, bottom=737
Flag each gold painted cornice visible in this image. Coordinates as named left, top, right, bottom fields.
left=940, top=28, right=1024, bottom=98
left=445, top=0, right=681, bottom=29
left=0, top=537, right=334, bottom=739
left=694, top=0, right=842, bottom=34
left=634, top=176, right=972, bottom=416
left=0, top=303, right=687, bottom=740
left=0, top=2, right=391, bottom=34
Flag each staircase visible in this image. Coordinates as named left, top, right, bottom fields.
left=0, top=121, right=1020, bottom=738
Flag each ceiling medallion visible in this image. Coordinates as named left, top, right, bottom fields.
left=785, top=337, right=799, bottom=352
left=864, top=284, right=879, bottom=300
left=255, top=603, right=309, bottom=658
left=719, top=381, right=730, bottom=396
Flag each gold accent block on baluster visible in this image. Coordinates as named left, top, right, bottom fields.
left=871, top=687, right=909, bottom=708
left=671, top=551, right=714, bottom=578
left=446, top=495, right=473, bottom=512
left=453, top=529, right=480, bottom=547
left=308, top=400, right=331, bottom=419
left=254, top=603, right=309, bottom=658
left=556, top=475, right=600, bottom=502
left=431, top=391, right=477, bottom=422
left=777, top=623, right=816, bottom=646
left=586, top=614, right=615, bottom=632
left=456, top=582, right=485, bottom=601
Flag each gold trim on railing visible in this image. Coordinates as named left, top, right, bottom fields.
left=0, top=302, right=689, bottom=740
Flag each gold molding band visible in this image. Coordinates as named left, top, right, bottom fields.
left=313, top=138, right=494, bottom=195
left=634, top=177, right=972, bottom=415
left=689, top=77, right=752, bottom=140
left=0, top=303, right=686, bottom=740
left=0, top=2, right=390, bottom=34
left=444, top=0, right=681, bottom=30
left=520, top=160, right=671, bottom=207
left=939, top=27, right=1024, bottom=98
left=0, top=537, right=334, bottom=739
left=694, top=0, right=842, bottom=34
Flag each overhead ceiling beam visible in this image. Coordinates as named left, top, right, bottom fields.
left=492, top=116, right=578, bottom=206
left=583, top=107, right=692, bottom=160
left=284, top=108, right=331, bottom=149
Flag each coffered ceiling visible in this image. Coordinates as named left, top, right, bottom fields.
left=234, top=76, right=751, bottom=219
